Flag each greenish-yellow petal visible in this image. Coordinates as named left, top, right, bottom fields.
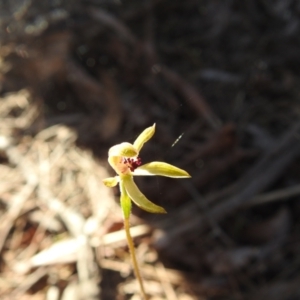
left=122, top=174, right=166, bottom=214
left=133, top=124, right=156, bottom=152
left=108, top=142, right=138, bottom=158
left=103, top=176, right=119, bottom=187
left=134, top=162, right=191, bottom=178
left=120, top=180, right=132, bottom=219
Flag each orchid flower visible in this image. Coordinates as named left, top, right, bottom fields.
left=103, top=123, right=190, bottom=217
left=103, top=124, right=190, bottom=300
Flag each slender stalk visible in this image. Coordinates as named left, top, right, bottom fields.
left=124, top=217, right=149, bottom=300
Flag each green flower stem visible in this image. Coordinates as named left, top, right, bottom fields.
left=124, top=216, right=149, bottom=300
left=120, top=180, right=148, bottom=299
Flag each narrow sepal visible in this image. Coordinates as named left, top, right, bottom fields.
left=120, top=180, right=132, bottom=219
left=122, top=175, right=166, bottom=214
left=133, top=124, right=156, bottom=152
left=134, top=162, right=191, bottom=178
left=103, top=176, right=119, bottom=187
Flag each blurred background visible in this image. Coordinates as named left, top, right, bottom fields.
left=1, top=0, right=300, bottom=299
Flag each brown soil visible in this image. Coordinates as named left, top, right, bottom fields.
left=1, top=1, right=300, bottom=299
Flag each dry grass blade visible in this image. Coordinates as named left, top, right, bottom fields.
left=0, top=182, right=36, bottom=254
left=0, top=89, right=116, bottom=299
left=156, top=121, right=300, bottom=249
left=161, top=67, right=222, bottom=130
